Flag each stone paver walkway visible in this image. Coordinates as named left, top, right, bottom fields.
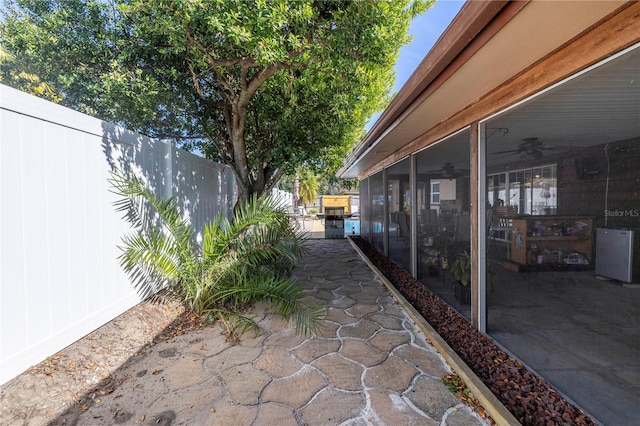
left=45, top=239, right=490, bottom=425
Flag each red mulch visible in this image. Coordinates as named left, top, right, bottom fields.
left=351, top=236, right=596, bottom=426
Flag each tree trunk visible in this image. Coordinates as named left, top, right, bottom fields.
left=225, top=63, right=286, bottom=208
left=230, top=98, right=250, bottom=208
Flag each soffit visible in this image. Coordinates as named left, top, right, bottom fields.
left=340, top=0, right=628, bottom=178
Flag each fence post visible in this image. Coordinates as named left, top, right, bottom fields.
left=160, top=139, right=176, bottom=200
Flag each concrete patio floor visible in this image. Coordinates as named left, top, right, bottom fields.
left=1, top=237, right=499, bottom=426
left=422, top=250, right=640, bottom=426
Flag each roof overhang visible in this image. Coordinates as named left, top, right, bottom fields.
left=338, top=0, right=631, bottom=179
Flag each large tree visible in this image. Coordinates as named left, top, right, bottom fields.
left=1, top=0, right=431, bottom=205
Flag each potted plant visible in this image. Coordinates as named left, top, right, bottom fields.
left=450, top=251, right=471, bottom=304
left=450, top=251, right=496, bottom=304
left=419, top=247, right=440, bottom=277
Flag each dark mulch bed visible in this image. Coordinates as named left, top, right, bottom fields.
left=350, top=236, right=596, bottom=426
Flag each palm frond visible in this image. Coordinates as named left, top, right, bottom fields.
left=110, top=172, right=313, bottom=337
left=210, top=273, right=325, bottom=336
left=110, top=171, right=195, bottom=261
left=210, top=309, right=260, bottom=341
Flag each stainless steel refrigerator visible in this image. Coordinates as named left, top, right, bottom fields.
left=595, top=228, right=634, bottom=283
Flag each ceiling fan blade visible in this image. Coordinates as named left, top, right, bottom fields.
left=492, top=149, right=521, bottom=154
left=539, top=145, right=570, bottom=151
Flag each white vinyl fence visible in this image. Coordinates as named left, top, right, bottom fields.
left=271, top=187, right=294, bottom=209
left=0, top=84, right=236, bottom=384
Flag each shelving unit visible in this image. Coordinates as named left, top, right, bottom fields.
left=509, top=216, right=593, bottom=271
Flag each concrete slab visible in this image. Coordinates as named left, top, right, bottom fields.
left=0, top=239, right=497, bottom=426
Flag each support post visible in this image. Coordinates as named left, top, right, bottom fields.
left=383, top=169, right=389, bottom=256
left=410, top=154, right=418, bottom=278
left=471, top=123, right=487, bottom=332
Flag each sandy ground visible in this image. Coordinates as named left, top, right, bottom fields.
left=0, top=295, right=188, bottom=426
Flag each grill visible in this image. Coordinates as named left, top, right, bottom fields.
left=324, top=207, right=345, bottom=239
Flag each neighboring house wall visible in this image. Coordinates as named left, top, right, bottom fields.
left=429, top=179, right=457, bottom=214
left=0, top=84, right=236, bottom=384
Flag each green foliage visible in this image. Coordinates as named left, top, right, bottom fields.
left=450, top=251, right=471, bottom=287
left=0, top=46, right=61, bottom=101
left=280, top=168, right=358, bottom=199
left=2, top=0, right=432, bottom=205
left=443, top=373, right=472, bottom=397
left=449, top=250, right=496, bottom=290
left=421, top=248, right=441, bottom=266
left=109, top=171, right=323, bottom=338
left=296, top=168, right=320, bottom=207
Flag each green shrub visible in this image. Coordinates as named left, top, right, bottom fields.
left=450, top=251, right=471, bottom=286
left=109, top=172, right=323, bottom=338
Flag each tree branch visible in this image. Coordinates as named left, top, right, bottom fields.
left=187, top=62, right=202, bottom=96
left=242, top=49, right=302, bottom=106
left=185, top=30, right=259, bottom=68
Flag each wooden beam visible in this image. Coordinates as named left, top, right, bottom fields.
left=358, top=1, right=640, bottom=179
left=410, top=1, right=640, bottom=157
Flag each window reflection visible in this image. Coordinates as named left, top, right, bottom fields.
left=489, top=164, right=557, bottom=215
left=415, top=133, right=471, bottom=298
left=370, top=172, right=384, bottom=253
left=387, top=159, right=411, bottom=271
left=360, top=178, right=370, bottom=240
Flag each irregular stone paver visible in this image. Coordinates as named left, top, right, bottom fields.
left=206, top=402, right=257, bottom=425
left=368, top=312, right=406, bottom=330
left=404, top=375, right=461, bottom=421
left=312, top=353, right=364, bottom=391
left=346, top=302, right=381, bottom=317
left=329, top=295, right=357, bottom=309
left=394, top=344, right=451, bottom=377
left=262, top=329, right=307, bottom=348
left=292, top=337, right=341, bottom=363
left=315, top=320, right=340, bottom=338
left=220, top=363, right=270, bottom=404
left=254, top=403, right=298, bottom=426
left=151, top=377, right=225, bottom=422
left=203, top=344, right=262, bottom=375
left=369, top=329, right=412, bottom=352
left=313, top=289, right=336, bottom=301
left=261, top=368, right=326, bottom=408
left=339, top=339, right=387, bottom=367
left=255, top=310, right=290, bottom=333
left=367, top=389, right=438, bottom=426
left=339, top=318, right=380, bottom=339
left=381, top=298, right=411, bottom=317
left=162, top=355, right=209, bottom=390
left=364, top=355, right=419, bottom=391
left=255, top=346, right=303, bottom=378
left=444, top=405, right=489, bottom=425
left=323, top=307, right=358, bottom=325
left=298, top=387, right=365, bottom=425
left=4, top=239, right=491, bottom=426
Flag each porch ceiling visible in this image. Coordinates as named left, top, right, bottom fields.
left=339, top=0, right=633, bottom=178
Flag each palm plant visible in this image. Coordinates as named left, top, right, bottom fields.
left=109, top=172, right=324, bottom=338
left=296, top=167, right=320, bottom=208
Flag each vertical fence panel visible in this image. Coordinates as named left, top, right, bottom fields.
left=0, top=106, right=28, bottom=356
left=0, top=84, right=236, bottom=384
left=45, top=124, right=72, bottom=334
left=20, top=117, right=51, bottom=345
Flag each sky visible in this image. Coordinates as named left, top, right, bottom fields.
left=365, top=0, right=465, bottom=131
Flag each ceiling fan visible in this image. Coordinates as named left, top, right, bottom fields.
left=493, top=137, right=566, bottom=160
left=425, top=162, right=468, bottom=179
